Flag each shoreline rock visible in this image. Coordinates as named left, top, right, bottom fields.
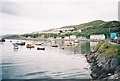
left=85, top=41, right=120, bottom=80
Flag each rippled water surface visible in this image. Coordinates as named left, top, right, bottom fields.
left=1, top=40, right=94, bottom=79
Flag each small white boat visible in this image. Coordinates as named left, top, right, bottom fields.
left=51, top=41, right=58, bottom=47
left=74, top=40, right=79, bottom=43
left=16, top=42, right=26, bottom=46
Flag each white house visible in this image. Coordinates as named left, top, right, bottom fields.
left=90, top=34, right=105, bottom=40
left=77, top=29, right=81, bottom=32
left=64, top=36, right=70, bottom=39
left=70, top=35, right=76, bottom=39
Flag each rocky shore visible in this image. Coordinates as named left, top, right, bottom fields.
left=85, top=40, right=120, bottom=80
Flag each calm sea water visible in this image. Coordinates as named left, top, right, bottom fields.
left=0, top=39, right=97, bottom=79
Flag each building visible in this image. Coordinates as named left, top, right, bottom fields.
left=70, top=35, right=76, bottom=39
left=77, top=29, right=81, bottom=32
left=64, top=36, right=70, bottom=39
left=90, top=34, right=105, bottom=40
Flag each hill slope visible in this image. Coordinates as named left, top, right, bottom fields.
left=62, top=20, right=105, bottom=30
left=62, top=20, right=120, bottom=38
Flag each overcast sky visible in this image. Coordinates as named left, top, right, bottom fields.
left=0, top=0, right=119, bottom=35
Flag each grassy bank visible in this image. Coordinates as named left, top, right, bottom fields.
left=96, top=40, right=120, bottom=64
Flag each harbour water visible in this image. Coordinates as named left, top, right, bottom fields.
left=0, top=39, right=97, bottom=79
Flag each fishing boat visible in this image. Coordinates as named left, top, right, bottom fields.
left=26, top=44, right=35, bottom=48
left=51, top=44, right=58, bottom=47
left=16, top=42, right=26, bottom=46
left=35, top=43, right=43, bottom=46
left=51, top=40, right=58, bottom=47
left=13, top=43, right=19, bottom=49
left=37, top=46, right=45, bottom=50
left=67, top=42, right=72, bottom=46
left=74, top=39, right=79, bottom=43
left=10, top=40, right=12, bottom=42
left=0, top=38, right=5, bottom=42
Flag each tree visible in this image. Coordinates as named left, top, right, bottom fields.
left=44, top=34, right=49, bottom=38
left=65, top=33, right=73, bottom=39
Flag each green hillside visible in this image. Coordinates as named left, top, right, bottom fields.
left=62, top=20, right=120, bottom=38
left=62, top=20, right=105, bottom=30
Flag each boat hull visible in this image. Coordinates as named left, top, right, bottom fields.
left=37, top=47, right=45, bottom=50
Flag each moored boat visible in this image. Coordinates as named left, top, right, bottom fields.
left=37, top=47, right=45, bottom=50
left=10, top=40, right=12, bottom=42
left=26, top=44, right=35, bottom=48
left=13, top=43, right=19, bottom=49
left=67, top=42, right=72, bottom=46
left=16, top=42, right=26, bottom=46
left=35, top=43, right=43, bottom=45
left=36, top=45, right=45, bottom=50
left=74, top=39, right=79, bottom=43
left=0, top=38, right=5, bottom=42
left=51, top=44, right=58, bottom=47
left=67, top=44, right=72, bottom=46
